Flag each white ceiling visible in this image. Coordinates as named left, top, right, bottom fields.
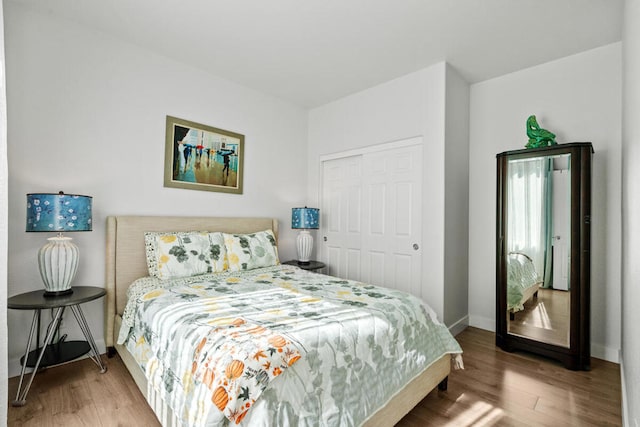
left=10, top=0, right=623, bottom=108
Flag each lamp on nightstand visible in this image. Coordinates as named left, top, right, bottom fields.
left=26, top=192, right=93, bottom=296
left=291, top=207, right=319, bottom=264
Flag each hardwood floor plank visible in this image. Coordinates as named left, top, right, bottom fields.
left=8, top=327, right=622, bottom=426
left=8, top=354, right=159, bottom=427
left=396, top=327, right=621, bottom=427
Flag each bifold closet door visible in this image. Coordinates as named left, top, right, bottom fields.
left=321, top=143, right=423, bottom=298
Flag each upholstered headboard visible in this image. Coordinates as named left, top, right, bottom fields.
left=104, top=215, right=278, bottom=348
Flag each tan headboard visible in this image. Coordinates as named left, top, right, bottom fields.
left=104, top=215, right=278, bottom=348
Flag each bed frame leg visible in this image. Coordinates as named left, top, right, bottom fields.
left=509, top=312, right=515, bottom=321
left=437, top=376, right=448, bottom=391
left=107, top=347, right=116, bottom=358
left=534, top=290, right=539, bottom=298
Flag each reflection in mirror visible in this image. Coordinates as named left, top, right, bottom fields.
left=506, top=153, right=571, bottom=348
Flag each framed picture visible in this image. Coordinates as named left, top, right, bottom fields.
left=164, top=115, right=244, bottom=194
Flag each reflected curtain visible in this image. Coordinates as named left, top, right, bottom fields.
left=507, top=158, right=553, bottom=286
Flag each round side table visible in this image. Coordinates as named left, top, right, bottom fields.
left=8, top=286, right=108, bottom=406
left=282, top=260, right=326, bottom=272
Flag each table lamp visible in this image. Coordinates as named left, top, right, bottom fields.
left=26, top=192, right=92, bottom=296
left=291, top=207, right=319, bottom=264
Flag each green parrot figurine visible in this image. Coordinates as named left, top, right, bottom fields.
left=525, top=115, right=557, bottom=148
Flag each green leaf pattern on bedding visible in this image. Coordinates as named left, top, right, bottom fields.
left=144, top=231, right=228, bottom=279
left=223, top=230, right=279, bottom=271
left=120, top=266, right=462, bottom=426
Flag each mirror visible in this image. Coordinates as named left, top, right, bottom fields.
left=506, top=153, right=571, bottom=347
left=496, top=142, right=592, bottom=370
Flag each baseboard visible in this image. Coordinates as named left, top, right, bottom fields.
left=448, top=315, right=469, bottom=336
left=620, top=351, right=628, bottom=427
left=619, top=350, right=637, bottom=427
left=9, top=338, right=106, bottom=379
left=468, top=314, right=495, bottom=332
left=590, top=342, right=620, bottom=364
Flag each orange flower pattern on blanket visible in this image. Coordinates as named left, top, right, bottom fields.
left=191, top=318, right=301, bottom=424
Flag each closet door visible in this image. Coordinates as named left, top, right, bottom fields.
left=360, top=145, right=423, bottom=295
left=322, top=155, right=363, bottom=280
left=321, top=142, right=423, bottom=297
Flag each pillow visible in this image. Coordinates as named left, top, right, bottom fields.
left=223, top=230, right=279, bottom=272
left=144, top=231, right=228, bottom=279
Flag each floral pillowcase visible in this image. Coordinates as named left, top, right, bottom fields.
left=223, top=230, right=279, bottom=272
left=144, top=231, right=228, bottom=280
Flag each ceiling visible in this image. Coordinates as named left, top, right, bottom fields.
left=10, top=0, right=623, bottom=108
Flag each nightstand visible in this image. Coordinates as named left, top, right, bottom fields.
left=282, top=260, right=326, bottom=272
left=8, top=286, right=108, bottom=406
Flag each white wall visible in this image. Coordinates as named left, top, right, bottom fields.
left=4, top=3, right=308, bottom=376
left=308, top=62, right=470, bottom=326
left=444, top=64, right=470, bottom=329
left=622, top=0, right=640, bottom=424
left=0, top=0, right=9, bottom=421
left=468, top=43, right=622, bottom=362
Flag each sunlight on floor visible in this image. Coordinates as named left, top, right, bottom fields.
left=445, top=394, right=505, bottom=426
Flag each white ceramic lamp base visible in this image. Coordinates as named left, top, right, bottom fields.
left=296, top=230, right=313, bottom=264
left=38, top=236, right=78, bottom=296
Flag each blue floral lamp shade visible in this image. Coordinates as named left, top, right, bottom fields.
left=291, top=207, right=319, bottom=230
left=27, top=192, right=92, bottom=232
left=26, top=192, right=93, bottom=296
left=291, top=207, right=319, bottom=264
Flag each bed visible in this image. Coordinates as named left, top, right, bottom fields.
left=507, top=252, right=543, bottom=320
left=105, top=215, right=462, bottom=426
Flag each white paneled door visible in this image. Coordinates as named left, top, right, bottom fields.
left=322, top=155, right=363, bottom=280
left=552, top=169, right=571, bottom=291
left=321, top=141, right=423, bottom=298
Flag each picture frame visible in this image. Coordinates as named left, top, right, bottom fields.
left=164, top=115, right=244, bottom=194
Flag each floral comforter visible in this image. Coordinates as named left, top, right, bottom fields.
left=119, top=265, right=462, bottom=426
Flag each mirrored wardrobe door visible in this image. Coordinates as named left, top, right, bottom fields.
left=496, top=142, right=592, bottom=371
left=506, top=153, right=572, bottom=348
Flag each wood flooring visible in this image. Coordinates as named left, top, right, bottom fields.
left=508, top=287, right=571, bottom=348
left=8, top=327, right=622, bottom=426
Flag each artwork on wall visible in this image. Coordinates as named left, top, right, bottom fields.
left=164, top=115, right=244, bottom=194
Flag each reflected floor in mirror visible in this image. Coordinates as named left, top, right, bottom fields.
left=508, top=288, right=570, bottom=347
